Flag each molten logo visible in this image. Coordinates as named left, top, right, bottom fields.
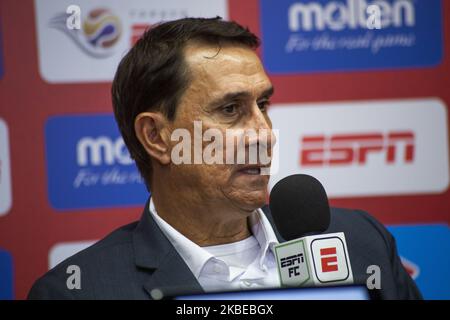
left=288, top=0, right=415, bottom=31
left=46, top=114, right=147, bottom=210
left=76, top=136, right=132, bottom=166
left=261, top=0, right=442, bottom=73
left=300, top=131, right=414, bottom=167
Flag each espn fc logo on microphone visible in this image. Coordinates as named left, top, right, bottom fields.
left=275, top=232, right=354, bottom=287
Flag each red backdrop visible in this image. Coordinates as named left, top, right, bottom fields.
left=0, top=0, right=449, bottom=299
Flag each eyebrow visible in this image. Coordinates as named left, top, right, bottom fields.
left=208, top=86, right=274, bottom=108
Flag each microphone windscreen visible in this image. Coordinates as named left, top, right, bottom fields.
left=269, top=174, right=330, bottom=241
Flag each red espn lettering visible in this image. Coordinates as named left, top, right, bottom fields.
left=300, top=131, right=414, bottom=167
left=320, top=247, right=338, bottom=273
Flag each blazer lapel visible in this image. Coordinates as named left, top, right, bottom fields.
left=132, top=198, right=204, bottom=299
left=142, top=249, right=204, bottom=298
left=131, top=201, right=283, bottom=299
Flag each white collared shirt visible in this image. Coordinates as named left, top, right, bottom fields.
left=148, top=198, right=281, bottom=292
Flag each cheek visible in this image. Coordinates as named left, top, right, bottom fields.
left=222, top=172, right=270, bottom=198
left=201, top=164, right=234, bottom=186
left=222, top=178, right=269, bottom=210
left=172, top=163, right=234, bottom=191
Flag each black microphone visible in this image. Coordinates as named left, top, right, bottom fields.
left=270, top=174, right=330, bottom=240
left=269, top=174, right=354, bottom=287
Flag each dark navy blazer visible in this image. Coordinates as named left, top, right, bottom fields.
left=28, top=199, right=422, bottom=300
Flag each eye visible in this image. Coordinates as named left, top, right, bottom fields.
left=222, top=103, right=239, bottom=115
left=257, top=99, right=271, bottom=112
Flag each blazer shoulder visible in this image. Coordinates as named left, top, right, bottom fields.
left=28, top=221, right=139, bottom=300
left=328, top=207, right=393, bottom=249
left=328, top=207, right=422, bottom=299
left=58, top=220, right=139, bottom=267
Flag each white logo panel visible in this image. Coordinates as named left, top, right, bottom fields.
left=49, top=240, right=97, bottom=269
left=0, top=119, right=12, bottom=216
left=268, top=98, right=449, bottom=198
left=310, top=237, right=349, bottom=283
left=35, top=0, right=228, bottom=83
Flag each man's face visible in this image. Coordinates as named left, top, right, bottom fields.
left=167, top=42, right=274, bottom=214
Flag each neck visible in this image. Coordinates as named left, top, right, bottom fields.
left=150, top=171, right=253, bottom=246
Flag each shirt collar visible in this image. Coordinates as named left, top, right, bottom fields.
left=148, top=198, right=279, bottom=279
left=149, top=198, right=212, bottom=278
left=250, top=208, right=280, bottom=270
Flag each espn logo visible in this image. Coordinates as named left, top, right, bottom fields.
left=275, top=232, right=354, bottom=287
left=311, top=237, right=350, bottom=283
left=300, top=131, right=414, bottom=167
left=280, top=253, right=305, bottom=277
left=268, top=98, right=449, bottom=198
left=320, top=247, right=339, bottom=273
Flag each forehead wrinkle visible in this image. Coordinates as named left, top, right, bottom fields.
left=180, top=44, right=271, bottom=114
left=186, top=44, right=262, bottom=76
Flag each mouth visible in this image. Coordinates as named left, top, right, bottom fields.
left=236, top=165, right=270, bottom=176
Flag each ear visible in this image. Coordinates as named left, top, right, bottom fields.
left=134, top=112, right=172, bottom=166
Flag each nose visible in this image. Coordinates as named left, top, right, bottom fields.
left=244, top=104, right=276, bottom=158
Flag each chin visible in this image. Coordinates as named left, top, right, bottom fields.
left=234, top=191, right=268, bottom=212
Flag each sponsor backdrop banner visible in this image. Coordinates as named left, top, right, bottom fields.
left=34, top=0, right=228, bottom=83
left=45, top=114, right=147, bottom=210
left=260, top=0, right=443, bottom=73
left=0, top=119, right=12, bottom=216
left=0, top=249, right=13, bottom=300
left=0, top=0, right=449, bottom=299
left=0, top=19, right=3, bottom=79
left=268, top=98, right=449, bottom=198
left=388, top=225, right=450, bottom=300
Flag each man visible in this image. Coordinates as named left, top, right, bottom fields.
left=28, top=17, right=421, bottom=299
